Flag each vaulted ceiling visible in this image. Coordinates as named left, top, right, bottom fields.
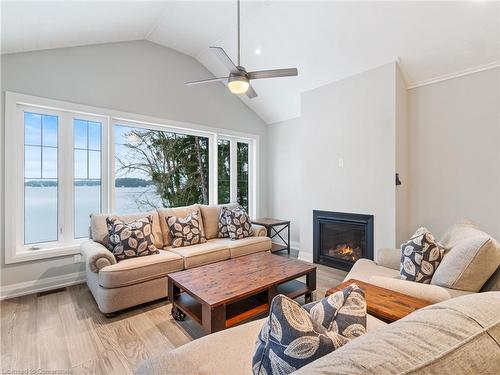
left=2, top=1, right=499, bottom=124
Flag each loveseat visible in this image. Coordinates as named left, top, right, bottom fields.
left=81, top=203, right=271, bottom=314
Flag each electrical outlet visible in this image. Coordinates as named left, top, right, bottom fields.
left=74, top=254, right=82, bottom=263
left=338, top=158, right=344, bottom=168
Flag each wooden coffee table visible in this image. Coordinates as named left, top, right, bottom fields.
left=167, top=252, right=316, bottom=334
left=325, top=279, right=432, bottom=323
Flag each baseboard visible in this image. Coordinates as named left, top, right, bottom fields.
left=290, top=240, right=300, bottom=252
left=0, top=271, right=86, bottom=300
left=298, top=251, right=313, bottom=264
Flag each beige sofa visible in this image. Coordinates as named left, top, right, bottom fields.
left=136, top=292, right=500, bottom=375
left=81, top=203, right=271, bottom=314
left=136, top=220, right=500, bottom=374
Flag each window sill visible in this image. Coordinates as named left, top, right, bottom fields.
left=5, top=245, right=82, bottom=264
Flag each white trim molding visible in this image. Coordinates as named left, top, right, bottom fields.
left=0, top=271, right=86, bottom=300
left=407, top=61, right=500, bottom=90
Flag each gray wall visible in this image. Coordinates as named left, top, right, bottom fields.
left=1, top=40, right=268, bottom=289
left=408, top=68, right=500, bottom=240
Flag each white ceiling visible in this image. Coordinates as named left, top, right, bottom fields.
left=2, top=1, right=499, bottom=124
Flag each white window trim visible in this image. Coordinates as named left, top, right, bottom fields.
left=4, top=91, right=259, bottom=264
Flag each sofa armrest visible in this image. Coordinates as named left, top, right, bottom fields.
left=369, top=276, right=473, bottom=304
left=375, top=248, right=401, bottom=270
left=81, top=240, right=117, bottom=273
left=252, top=224, right=267, bottom=237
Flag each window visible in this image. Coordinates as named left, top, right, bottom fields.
left=114, top=124, right=210, bottom=213
left=5, top=92, right=256, bottom=263
left=237, top=142, right=249, bottom=212
left=217, top=139, right=230, bottom=204
left=24, top=112, right=59, bottom=244
left=74, top=119, right=102, bottom=238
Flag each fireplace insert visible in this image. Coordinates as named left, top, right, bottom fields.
left=313, top=210, right=374, bottom=271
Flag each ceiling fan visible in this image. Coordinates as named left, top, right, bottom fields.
left=185, top=0, right=298, bottom=98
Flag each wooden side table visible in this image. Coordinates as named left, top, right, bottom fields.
left=325, top=279, right=432, bottom=323
left=252, top=218, right=291, bottom=254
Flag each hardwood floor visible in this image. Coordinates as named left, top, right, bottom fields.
left=0, top=254, right=346, bottom=374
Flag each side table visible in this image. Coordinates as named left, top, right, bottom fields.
left=252, top=218, right=291, bottom=254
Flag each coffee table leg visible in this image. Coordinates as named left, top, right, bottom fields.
left=202, top=304, right=226, bottom=334
left=305, top=270, right=317, bottom=303
left=168, top=278, right=186, bottom=321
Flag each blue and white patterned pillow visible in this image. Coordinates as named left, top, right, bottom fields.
left=252, top=284, right=366, bottom=375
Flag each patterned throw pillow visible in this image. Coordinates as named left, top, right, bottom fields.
left=223, top=205, right=253, bottom=240
left=252, top=284, right=367, bottom=375
left=106, top=215, right=159, bottom=260
left=167, top=210, right=207, bottom=248
left=218, top=206, right=230, bottom=238
left=400, top=227, right=445, bottom=283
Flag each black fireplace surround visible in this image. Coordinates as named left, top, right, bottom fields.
left=313, top=210, right=374, bottom=271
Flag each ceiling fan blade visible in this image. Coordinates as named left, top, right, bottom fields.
left=246, top=85, right=258, bottom=99
left=185, top=77, right=228, bottom=85
left=210, top=46, right=240, bottom=74
left=247, top=68, right=298, bottom=80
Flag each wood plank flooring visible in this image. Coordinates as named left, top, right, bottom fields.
left=0, top=255, right=346, bottom=374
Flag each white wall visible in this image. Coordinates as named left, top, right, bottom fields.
left=395, top=65, right=410, bottom=245
left=268, top=63, right=399, bottom=262
left=408, top=68, right=500, bottom=240
left=267, top=117, right=302, bottom=248
left=0, top=41, right=268, bottom=293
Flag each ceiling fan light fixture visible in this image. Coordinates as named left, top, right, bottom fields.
left=228, top=75, right=249, bottom=94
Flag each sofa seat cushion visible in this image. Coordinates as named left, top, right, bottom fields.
left=166, top=240, right=230, bottom=269
left=98, top=250, right=183, bottom=288
left=293, top=292, right=500, bottom=375
left=135, top=315, right=386, bottom=375
left=214, top=237, right=271, bottom=258
left=346, top=259, right=472, bottom=303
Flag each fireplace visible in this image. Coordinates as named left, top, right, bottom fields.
left=313, top=210, right=374, bottom=271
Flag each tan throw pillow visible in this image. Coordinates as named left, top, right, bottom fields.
left=400, top=227, right=445, bottom=284
left=431, top=221, right=500, bottom=292
left=106, top=215, right=159, bottom=260
left=167, top=210, right=207, bottom=248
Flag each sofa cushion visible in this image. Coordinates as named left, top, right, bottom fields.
left=252, top=285, right=366, bottom=375
left=158, top=205, right=205, bottom=246
left=293, top=292, right=500, bottom=375
left=431, top=221, right=500, bottom=292
left=90, top=211, right=163, bottom=249
left=165, top=240, right=230, bottom=269
left=199, top=203, right=238, bottom=240
left=98, top=250, right=183, bottom=288
left=400, top=227, right=444, bottom=284
left=166, top=210, right=206, bottom=248
left=215, top=237, right=271, bottom=258
left=107, top=215, right=159, bottom=260
left=346, top=259, right=471, bottom=303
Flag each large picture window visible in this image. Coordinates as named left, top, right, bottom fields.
left=114, top=124, right=209, bottom=213
left=24, top=112, right=59, bottom=244
left=5, top=92, right=257, bottom=263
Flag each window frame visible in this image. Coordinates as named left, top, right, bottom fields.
left=4, top=92, right=258, bottom=264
